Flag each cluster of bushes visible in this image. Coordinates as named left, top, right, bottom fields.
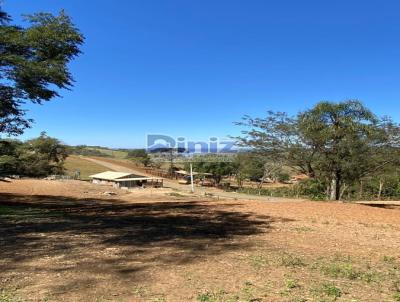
left=236, top=179, right=326, bottom=200
left=237, top=177, right=400, bottom=201
left=340, top=176, right=400, bottom=200
left=0, top=133, right=67, bottom=177
left=126, top=149, right=151, bottom=166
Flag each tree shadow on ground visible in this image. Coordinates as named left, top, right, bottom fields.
left=361, top=204, right=400, bottom=210
left=0, top=193, right=294, bottom=297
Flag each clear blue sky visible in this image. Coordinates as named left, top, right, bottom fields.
left=4, top=0, right=400, bottom=148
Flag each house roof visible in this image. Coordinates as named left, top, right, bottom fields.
left=174, top=170, right=212, bottom=176
left=89, top=171, right=138, bottom=180
left=114, top=177, right=163, bottom=182
left=175, top=170, right=188, bottom=175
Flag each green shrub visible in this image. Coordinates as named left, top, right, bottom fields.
left=196, top=290, right=227, bottom=302
left=285, top=279, right=299, bottom=289
left=277, top=172, right=291, bottom=183
left=237, top=179, right=326, bottom=200
left=280, top=254, right=306, bottom=267
left=320, top=262, right=360, bottom=280
left=312, top=283, right=341, bottom=301
left=320, top=283, right=342, bottom=299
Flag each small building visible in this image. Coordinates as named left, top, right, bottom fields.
left=174, top=169, right=199, bottom=180
left=114, top=177, right=163, bottom=189
left=90, top=171, right=139, bottom=185
left=90, top=171, right=163, bottom=189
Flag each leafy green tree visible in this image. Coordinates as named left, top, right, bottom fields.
left=236, top=100, right=400, bottom=200
left=18, top=132, right=68, bottom=176
left=126, top=149, right=151, bottom=166
left=0, top=139, right=22, bottom=174
left=233, top=153, right=265, bottom=187
left=0, top=133, right=67, bottom=177
left=186, top=159, right=235, bottom=184
left=0, top=7, right=84, bottom=135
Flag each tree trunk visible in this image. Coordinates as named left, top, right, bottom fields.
left=330, top=170, right=341, bottom=201
left=378, top=178, right=384, bottom=200
left=359, top=180, right=364, bottom=199
left=258, top=177, right=264, bottom=189
left=330, top=177, right=337, bottom=200
left=339, top=183, right=347, bottom=200
left=236, top=174, right=243, bottom=188
left=326, top=183, right=331, bottom=200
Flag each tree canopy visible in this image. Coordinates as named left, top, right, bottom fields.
left=235, top=100, right=400, bottom=200
left=0, top=132, right=67, bottom=176
left=0, top=7, right=84, bottom=135
left=185, top=158, right=235, bottom=184
left=126, top=149, right=151, bottom=166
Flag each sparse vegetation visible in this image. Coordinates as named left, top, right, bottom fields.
left=132, top=285, right=147, bottom=297
left=247, top=255, right=269, bottom=269
left=320, top=260, right=360, bottom=280
left=285, top=278, right=300, bottom=290
left=293, top=226, right=314, bottom=232
left=196, top=283, right=260, bottom=302
left=0, top=290, right=22, bottom=302
left=151, top=296, right=167, bottom=302
left=383, top=255, right=396, bottom=264
left=312, top=283, right=342, bottom=300
left=318, top=256, right=381, bottom=283
left=196, top=291, right=227, bottom=302
left=280, top=253, right=306, bottom=267
left=167, top=192, right=185, bottom=197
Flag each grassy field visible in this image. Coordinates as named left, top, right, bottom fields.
left=64, top=155, right=112, bottom=180
left=87, top=147, right=128, bottom=159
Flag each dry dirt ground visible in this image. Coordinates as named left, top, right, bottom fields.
left=1, top=180, right=400, bottom=302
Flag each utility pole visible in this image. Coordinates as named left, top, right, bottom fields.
left=169, top=147, right=174, bottom=178
left=190, top=163, right=194, bottom=193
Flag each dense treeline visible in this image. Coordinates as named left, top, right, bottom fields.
left=236, top=177, right=400, bottom=201
left=68, top=145, right=111, bottom=157
left=0, top=133, right=67, bottom=177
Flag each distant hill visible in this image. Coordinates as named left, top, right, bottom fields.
left=68, top=145, right=129, bottom=159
